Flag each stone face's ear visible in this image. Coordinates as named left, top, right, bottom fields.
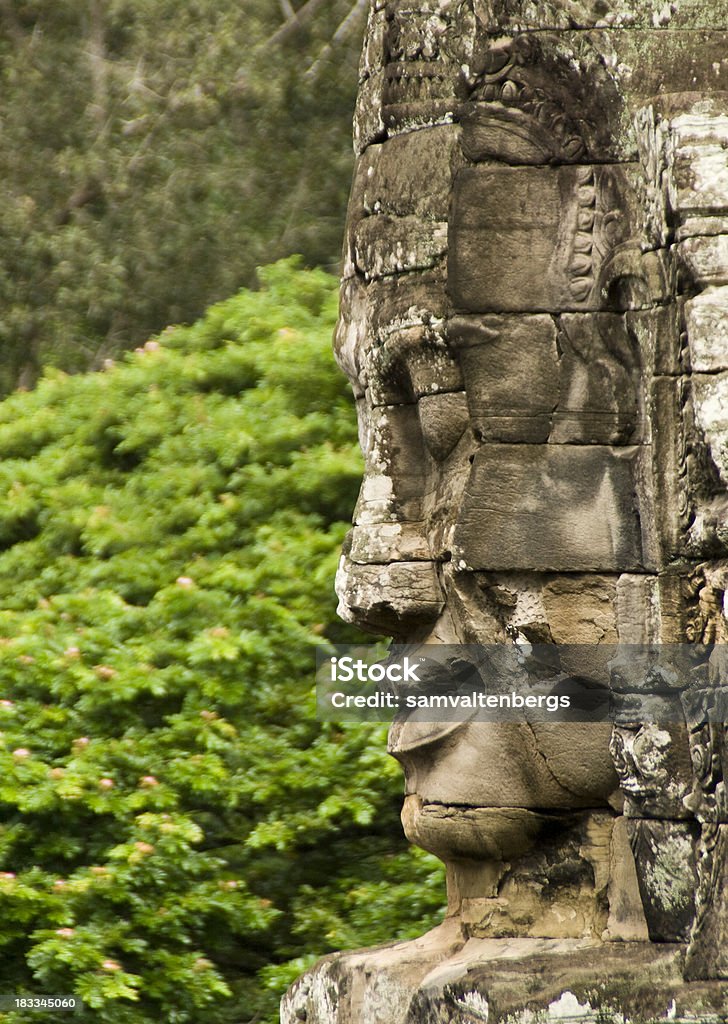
left=416, top=392, right=470, bottom=462
left=335, top=397, right=444, bottom=635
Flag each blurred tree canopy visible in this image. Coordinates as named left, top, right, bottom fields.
left=0, top=261, right=446, bottom=1023
left=0, top=0, right=365, bottom=392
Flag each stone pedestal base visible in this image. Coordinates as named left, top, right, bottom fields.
left=281, top=927, right=728, bottom=1024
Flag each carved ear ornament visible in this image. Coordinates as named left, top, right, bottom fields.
left=466, top=40, right=587, bottom=162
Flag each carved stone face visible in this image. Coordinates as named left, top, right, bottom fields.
left=329, top=2, right=728, bottom=966
left=333, top=115, right=629, bottom=864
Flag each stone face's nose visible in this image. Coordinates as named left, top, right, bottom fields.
left=334, top=291, right=454, bottom=637
left=334, top=399, right=445, bottom=636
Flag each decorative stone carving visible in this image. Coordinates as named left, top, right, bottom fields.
left=283, top=1, right=728, bottom=1020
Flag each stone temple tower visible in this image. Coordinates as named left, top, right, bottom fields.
left=283, top=2, right=728, bottom=1020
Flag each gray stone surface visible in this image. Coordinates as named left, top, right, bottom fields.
left=450, top=315, right=560, bottom=443
left=452, top=445, right=643, bottom=572
left=282, top=939, right=728, bottom=1024
left=686, top=824, right=728, bottom=981
left=449, top=166, right=603, bottom=313
left=627, top=820, right=699, bottom=942
left=472, top=0, right=728, bottom=31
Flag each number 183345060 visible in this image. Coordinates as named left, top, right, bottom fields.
left=0, top=996, right=80, bottom=1011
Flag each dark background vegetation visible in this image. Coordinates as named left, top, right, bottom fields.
left=0, top=0, right=364, bottom=393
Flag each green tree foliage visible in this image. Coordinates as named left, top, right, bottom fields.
left=0, top=261, right=446, bottom=1023
left=0, top=0, right=364, bottom=392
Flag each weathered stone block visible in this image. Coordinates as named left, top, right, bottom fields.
left=354, top=214, right=447, bottom=280
left=614, top=572, right=714, bottom=646
left=391, top=717, right=617, bottom=815
left=284, top=941, right=728, bottom=1024
left=686, top=824, right=728, bottom=980
left=449, top=165, right=586, bottom=313
left=335, top=274, right=452, bottom=397
left=448, top=165, right=645, bottom=314
left=616, top=573, right=660, bottom=645
left=610, top=717, right=694, bottom=819
left=449, top=315, right=560, bottom=443
left=627, top=304, right=681, bottom=378
left=459, top=103, right=587, bottom=166
left=381, top=52, right=463, bottom=136
left=349, top=522, right=431, bottom=564
left=401, top=798, right=554, bottom=863
left=335, top=278, right=370, bottom=393
left=676, top=215, right=728, bottom=241
left=654, top=570, right=711, bottom=643
left=681, top=687, right=728, bottom=824
left=692, top=372, right=728, bottom=488
left=403, top=945, right=726, bottom=1024
left=676, top=235, right=728, bottom=287
left=358, top=2, right=386, bottom=81
left=627, top=819, right=699, bottom=941
left=366, top=269, right=449, bottom=339
left=450, top=311, right=646, bottom=446
left=641, top=377, right=684, bottom=563
left=686, top=288, right=728, bottom=373
left=353, top=404, right=427, bottom=526
left=561, top=31, right=728, bottom=107
left=417, top=392, right=470, bottom=462
left=553, top=314, right=640, bottom=444
left=355, top=125, right=462, bottom=221
left=606, top=816, right=650, bottom=941
left=471, top=0, right=728, bottom=31
left=452, top=445, right=643, bottom=572
left=353, top=70, right=386, bottom=154
left=670, top=142, right=728, bottom=216
left=452, top=811, right=615, bottom=941
left=542, top=574, right=619, bottom=646
left=666, top=113, right=728, bottom=217
left=364, top=324, right=461, bottom=406
left=335, top=556, right=444, bottom=633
